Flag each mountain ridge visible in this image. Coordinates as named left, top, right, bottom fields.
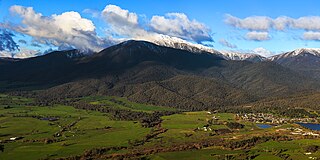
left=1, top=40, right=319, bottom=110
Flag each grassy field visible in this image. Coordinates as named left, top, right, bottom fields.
left=149, top=148, right=245, bottom=160
left=82, top=96, right=177, bottom=112
left=0, top=94, right=319, bottom=160
left=0, top=96, right=151, bottom=159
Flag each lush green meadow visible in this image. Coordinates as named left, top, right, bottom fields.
left=0, top=95, right=155, bottom=159
left=82, top=96, right=176, bottom=112
left=0, top=94, right=320, bottom=160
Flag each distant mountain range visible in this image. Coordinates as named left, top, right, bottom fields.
left=1, top=40, right=319, bottom=110
left=270, top=48, right=320, bottom=79
left=149, top=35, right=320, bottom=64
left=152, top=38, right=320, bottom=79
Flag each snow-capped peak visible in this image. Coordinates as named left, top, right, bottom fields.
left=270, top=48, right=320, bottom=61
left=151, top=34, right=222, bottom=55
left=292, top=48, right=320, bottom=56
left=138, top=34, right=261, bottom=61
left=219, top=50, right=266, bottom=62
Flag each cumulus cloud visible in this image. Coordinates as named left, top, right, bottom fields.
left=101, top=4, right=141, bottom=37
left=293, top=16, right=320, bottom=31
left=225, top=14, right=272, bottom=31
left=246, top=31, right=270, bottom=41
left=14, top=48, right=41, bottom=58
left=0, top=29, right=19, bottom=52
left=302, top=31, right=320, bottom=41
left=225, top=14, right=320, bottom=31
left=0, top=47, right=40, bottom=58
left=101, top=5, right=214, bottom=44
left=0, top=50, right=12, bottom=58
left=225, top=14, right=320, bottom=41
left=3, top=5, right=116, bottom=52
left=273, top=16, right=293, bottom=31
left=2, top=4, right=215, bottom=58
left=219, top=38, right=237, bottom=48
left=101, top=4, right=165, bottom=45
left=252, top=47, right=274, bottom=57
left=150, top=13, right=213, bottom=43
left=102, top=5, right=139, bottom=26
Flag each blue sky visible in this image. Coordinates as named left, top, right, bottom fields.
left=1, top=0, right=320, bottom=58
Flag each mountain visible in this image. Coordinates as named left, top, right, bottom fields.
left=1, top=40, right=319, bottom=110
left=219, top=50, right=266, bottom=62
left=0, top=50, right=87, bottom=85
left=270, top=48, right=320, bottom=79
left=148, top=35, right=264, bottom=62
left=270, top=48, right=320, bottom=60
left=215, top=61, right=318, bottom=97
left=0, top=40, right=223, bottom=87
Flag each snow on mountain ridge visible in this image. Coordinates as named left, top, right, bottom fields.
left=145, top=34, right=261, bottom=61
left=292, top=48, right=320, bottom=56
left=219, top=50, right=266, bottom=61
left=269, top=48, right=320, bottom=61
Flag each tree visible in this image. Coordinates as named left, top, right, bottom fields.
left=0, top=144, right=4, bottom=152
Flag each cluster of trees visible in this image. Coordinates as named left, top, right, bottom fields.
left=0, top=144, right=4, bottom=152
left=277, top=108, right=317, bottom=118
left=213, top=152, right=258, bottom=160
left=60, top=101, right=179, bottom=128
left=128, top=127, right=168, bottom=147
left=226, top=122, right=245, bottom=129
left=271, top=149, right=290, bottom=159
left=305, top=145, right=320, bottom=153
left=214, top=128, right=232, bottom=135
left=221, top=104, right=317, bottom=118
left=224, top=135, right=292, bottom=150
left=250, top=93, right=320, bottom=110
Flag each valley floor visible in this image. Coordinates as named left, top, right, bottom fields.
left=0, top=94, right=320, bottom=160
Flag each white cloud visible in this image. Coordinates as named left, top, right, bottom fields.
left=102, top=5, right=138, bottom=26
left=302, top=31, right=320, bottom=41
left=4, top=5, right=116, bottom=52
left=0, top=48, right=39, bottom=58
left=225, top=14, right=320, bottom=41
left=225, top=14, right=272, bottom=31
left=150, top=13, right=213, bottom=43
left=101, top=4, right=151, bottom=40
left=3, top=4, right=216, bottom=59
left=218, top=38, right=237, bottom=48
left=101, top=5, right=213, bottom=44
left=101, top=5, right=139, bottom=35
left=252, top=47, right=274, bottom=57
left=293, top=16, right=320, bottom=31
left=273, top=16, right=293, bottom=31
left=225, top=14, right=320, bottom=31
left=246, top=31, right=270, bottom=41
left=53, top=11, right=95, bottom=32
left=14, top=48, right=40, bottom=58
left=0, top=50, right=12, bottom=58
